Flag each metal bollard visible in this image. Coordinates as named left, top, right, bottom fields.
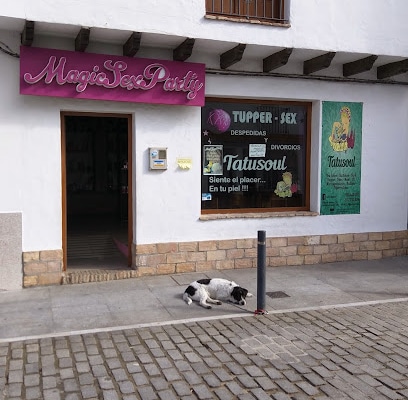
left=255, top=230, right=268, bottom=315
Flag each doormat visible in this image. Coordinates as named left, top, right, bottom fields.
left=266, top=291, right=290, bottom=299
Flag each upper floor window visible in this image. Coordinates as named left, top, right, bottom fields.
left=205, top=0, right=288, bottom=24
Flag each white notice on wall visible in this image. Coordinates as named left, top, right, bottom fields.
left=249, top=143, right=266, bottom=157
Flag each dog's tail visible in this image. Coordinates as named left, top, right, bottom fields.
left=183, top=291, right=193, bottom=305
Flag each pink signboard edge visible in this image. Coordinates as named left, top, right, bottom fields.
left=20, top=46, right=206, bottom=107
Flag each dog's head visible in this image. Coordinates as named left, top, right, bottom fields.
left=231, top=286, right=249, bottom=305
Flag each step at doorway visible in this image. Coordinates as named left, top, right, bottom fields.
left=61, top=113, right=133, bottom=274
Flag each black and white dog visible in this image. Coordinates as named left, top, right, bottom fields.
left=183, top=278, right=253, bottom=309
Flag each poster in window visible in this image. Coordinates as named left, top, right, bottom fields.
left=320, top=101, right=363, bottom=215
left=201, top=100, right=309, bottom=211
left=203, top=145, right=223, bottom=175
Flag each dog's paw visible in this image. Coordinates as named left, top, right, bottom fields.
left=215, top=301, right=222, bottom=305
left=247, top=293, right=253, bottom=298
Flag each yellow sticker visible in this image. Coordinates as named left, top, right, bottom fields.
left=177, top=158, right=192, bottom=169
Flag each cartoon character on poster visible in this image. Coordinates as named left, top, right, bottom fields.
left=329, top=106, right=355, bottom=152
left=274, top=171, right=298, bottom=198
left=203, top=145, right=223, bottom=175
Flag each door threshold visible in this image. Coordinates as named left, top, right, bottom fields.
left=63, top=268, right=138, bottom=285
left=64, top=255, right=135, bottom=284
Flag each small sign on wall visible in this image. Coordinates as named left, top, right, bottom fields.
left=177, top=158, right=192, bottom=169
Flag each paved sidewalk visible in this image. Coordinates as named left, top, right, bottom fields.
left=0, top=256, right=407, bottom=342
left=0, top=256, right=408, bottom=399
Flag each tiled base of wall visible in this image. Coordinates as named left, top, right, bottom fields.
left=22, top=230, right=408, bottom=287
left=23, top=250, right=64, bottom=287
left=133, top=230, right=408, bottom=277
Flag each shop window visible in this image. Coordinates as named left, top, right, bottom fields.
left=201, top=98, right=311, bottom=213
left=205, top=0, right=288, bottom=24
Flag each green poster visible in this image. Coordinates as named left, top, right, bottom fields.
left=320, top=101, right=363, bottom=215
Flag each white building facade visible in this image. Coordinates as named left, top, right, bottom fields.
left=0, top=0, right=407, bottom=290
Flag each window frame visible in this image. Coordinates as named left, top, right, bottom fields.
left=201, top=97, right=312, bottom=215
left=205, top=0, right=288, bottom=25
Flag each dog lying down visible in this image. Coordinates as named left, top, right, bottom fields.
left=183, top=278, right=253, bottom=309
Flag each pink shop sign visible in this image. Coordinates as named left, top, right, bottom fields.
left=20, top=46, right=205, bottom=106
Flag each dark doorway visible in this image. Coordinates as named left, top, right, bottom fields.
left=62, top=114, right=131, bottom=271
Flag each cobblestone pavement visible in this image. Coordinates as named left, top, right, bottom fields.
left=2, top=300, right=408, bottom=400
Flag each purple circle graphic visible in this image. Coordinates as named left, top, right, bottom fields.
left=207, top=109, right=231, bottom=133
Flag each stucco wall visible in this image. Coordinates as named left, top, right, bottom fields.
left=0, top=29, right=407, bottom=251
left=1, top=0, right=408, bottom=58
left=137, top=75, right=408, bottom=244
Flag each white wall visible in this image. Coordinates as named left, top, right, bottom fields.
left=0, top=29, right=407, bottom=251
left=2, top=0, right=408, bottom=57
left=136, top=75, right=408, bottom=244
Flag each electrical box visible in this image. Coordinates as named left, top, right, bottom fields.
left=149, top=147, right=168, bottom=170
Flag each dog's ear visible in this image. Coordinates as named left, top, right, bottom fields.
left=242, top=288, right=248, bottom=298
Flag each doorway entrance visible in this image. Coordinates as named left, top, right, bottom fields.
left=61, top=113, right=132, bottom=272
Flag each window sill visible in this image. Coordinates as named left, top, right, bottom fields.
left=199, top=211, right=319, bottom=221
left=204, top=14, right=290, bottom=27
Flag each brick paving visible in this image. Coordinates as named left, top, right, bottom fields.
left=1, top=301, right=408, bottom=399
